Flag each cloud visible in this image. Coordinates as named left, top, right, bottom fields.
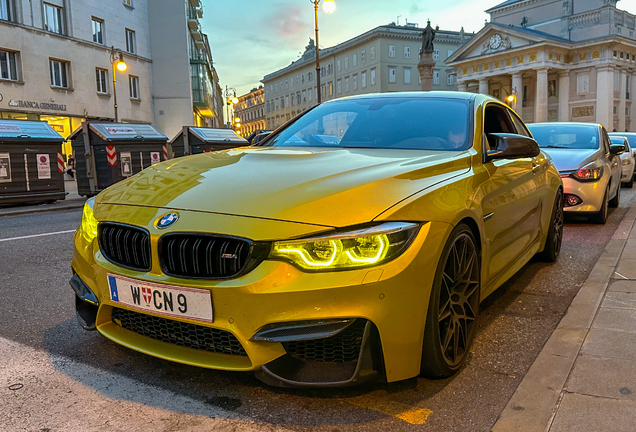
left=262, top=3, right=308, bottom=42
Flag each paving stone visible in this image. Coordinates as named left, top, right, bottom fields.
left=558, top=282, right=607, bottom=330
left=582, top=329, right=636, bottom=360
left=491, top=328, right=587, bottom=432
left=549, top=393, right=636, bottom=432
left=614, top=259, right=636, bottom=279
left=586, top=264, right=616, bottom=282
left=608, top=280, right=636, bottom=293
left=602, top=291, right=636, bottom=310
left=567, top=356, right=636, bottom=402
left=619, top=239, right=636, bottom=259
left=592, top=308, right=636, bottom=333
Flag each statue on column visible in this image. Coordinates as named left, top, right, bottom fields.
left=418, top=20, right=437, bottom=91
left=420, top=20, right=436, bottom=55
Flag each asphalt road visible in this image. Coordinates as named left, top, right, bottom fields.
left=2, top=188, right=636, bottom=431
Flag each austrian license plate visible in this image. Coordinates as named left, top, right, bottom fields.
left=107, top=274, right=213, bottom=322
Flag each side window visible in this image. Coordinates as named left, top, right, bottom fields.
left=483, top=104, right=515, bottom=151
left=508, top=110, right=531, bottom=137
left=601, top=129, right=611, bottom=154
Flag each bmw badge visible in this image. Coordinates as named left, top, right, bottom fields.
left=155, top=212, right=179, bottom=229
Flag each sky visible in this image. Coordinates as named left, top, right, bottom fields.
left=200, top=0, right=634, bottom=97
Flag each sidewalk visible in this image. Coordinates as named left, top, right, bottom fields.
left=492, top=204, right=636, bottom=431
left=0, top=179, right=86, bottom=217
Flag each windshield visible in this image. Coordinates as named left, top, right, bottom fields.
left=610, top=137, right=626, bottom=146
left=610, top=133, right=636, bottom=149
left=265, top=97, right=472, bottom=151
left=527, top=124, right=599, bottom=150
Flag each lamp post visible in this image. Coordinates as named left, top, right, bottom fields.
left=224, top=85, right=239, bottom=129
left=109, top=47, right=127, bottom=123
left=311, top=0, right=335, bottom=104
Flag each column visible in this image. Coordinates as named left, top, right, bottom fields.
left=631, top=73, right=636, bottom=131
left=535, top=67, right=549, bottom=123
left=457, top=82, right=468, bottom=92
left=596, top=66, right=614, bottom=130
left=558, top=71, right=570, bottom=122
left=511, top=73, right=523, bottom=118
left=619, top=69, right=627, bottom=132
left=479, top=78, right=489, bottom=95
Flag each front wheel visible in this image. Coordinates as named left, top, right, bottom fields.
left=539, top=189, right=564, bottom=262
left=624, top=176, right=634, bottom=188
left=609, top=182, right=620, bottom=207
left=420, top=223, right=480, bottom=378
left=590, top=186, right=609, bottom=224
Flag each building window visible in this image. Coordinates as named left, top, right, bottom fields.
left=129, top=75, right=139, bottom=98
left=388, top=45, right=395, bottom=58
left=447, top=74, right=455, bottom=85
left=447, top=49, right=454, bottom=59
left=337, top=78, right=342, bottom=94
left=123, top=0, right=132, bottom=6
left=370, top=68, right=376, bottom=85
left=49, top=59, right=69, bottom=88
left=301, top=74, right=305, bottom=84
left=92, top=18, right=104, bottom=44
left=433, top=49, right=439, bottom=61
left=404, top=46, right=410, bottom=58
left=0, top=50, right=18, bottom=81
left=353, top=74, right=358, bottom=90
left=370, top=46, right=375, bottom=60
left=285, top=80, right=289, bottom=90
left=344, top=57, right=348, bottom=69
left=388, top=67, right=396, bottom=83
left=404, top=67, right=411, bottom=84
left=308, top=87, right=312, bottom=101
left=361, top=50, right=366, bottom=63
left=328, top=82, right=333, bottom=96
left=125, top=29, right=136, bottom=54
left=353, top=53, right=357, bottom=66
left=345, top=76, right=349, bottom=92
left=576, top=73, right=589, bottom=94
left=337, top=59, right=341, bottom=72
left=361, top=71, right=366, bottom=87
left=95, top=68, right=108, bottom=93
left=302, top=89, right=306, bottom=102
left=44, top=3, right=64, bottom=34
left=433, top=70, right=440, bottom=85
left=1, top=0, right=14, bottom=21
left=297, top=92, right=300, bottom=105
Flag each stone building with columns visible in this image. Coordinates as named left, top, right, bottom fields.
left=447, top=0, right=636, bottom=131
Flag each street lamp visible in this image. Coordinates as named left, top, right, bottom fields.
left=311, top=0, right=336, bottom=104
left=109, top=47, right=127, bottom=123
left=224, top=85, right=238, bottom=128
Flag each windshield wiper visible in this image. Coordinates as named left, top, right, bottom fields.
left=541, top=145, right=569, bottom=148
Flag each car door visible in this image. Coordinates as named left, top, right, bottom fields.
left=601, top=127, right=621, bottom=198
left=481, top=103, right=543, bottom=283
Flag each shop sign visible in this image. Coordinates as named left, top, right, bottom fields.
left=106, top=126, right=136, bottom=135
left=0, top=153, right=11, bottom=182
left=150, top=151, right=161, bottom=165
left=120, top=152, right=132, bottom=176
left=50, top=124, right=64, bottom=133
left=8, top=99, right=67, bottom=112
left=37, top=154, right=51, bottom=180
left=0, top=124, right=23, bottom=133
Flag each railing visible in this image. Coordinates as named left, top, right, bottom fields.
left=568, top=10, right=601, bottom=30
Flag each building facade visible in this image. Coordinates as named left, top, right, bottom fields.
left=0, top=0, right=222, bottom=155
left=448, top=0, right=636, bottom=131
left=234, top=86, right=265, bottom=137
left=262, top=25, right=473, bottom=130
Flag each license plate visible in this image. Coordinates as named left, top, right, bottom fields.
left=107, top=274, right=213, bottom=322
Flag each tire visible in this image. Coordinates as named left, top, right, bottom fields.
left=609, top=182, right=620, bottom=207
left=420, top=223, right=480, bottom=378
left=625, top=176, right=634, bottom=189
left=591, top=186, right=609, bottom=224
left=538, top=189, right=564, bottom=262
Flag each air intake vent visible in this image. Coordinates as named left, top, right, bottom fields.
left=159, top=233, right=268, bottom=279
left=98, top=223, right=151, bottom=271
left=283, top=319, right=367, bottom=363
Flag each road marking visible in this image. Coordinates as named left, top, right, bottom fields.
left=344, top=394, right=433, bottom=424
left=0, top=229, right=76, bottom=242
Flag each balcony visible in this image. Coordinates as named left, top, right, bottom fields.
left=187, top=8, right=200, bottom=30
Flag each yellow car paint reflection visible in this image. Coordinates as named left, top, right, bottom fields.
left=72, top=92, right=562, bottom=387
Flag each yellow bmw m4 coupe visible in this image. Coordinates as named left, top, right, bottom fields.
left=71, top=92, right=563, bottom=387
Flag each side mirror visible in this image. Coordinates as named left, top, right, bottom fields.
left=485, top=133, right=541, bottom=161
left=610, top=144, right=625, bottom=155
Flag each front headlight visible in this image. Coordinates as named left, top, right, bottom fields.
left=571, top=164, right=603, bottom=182
left=269, top=222, right=420, bottom=271
left=80, top=197, right=98, bottom=242
left=622, top=158, right=631, bottom=166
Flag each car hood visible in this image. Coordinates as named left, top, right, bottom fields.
left=540, top=148, right=599, bottom=172
left=97, top=147, right=471, bottom=227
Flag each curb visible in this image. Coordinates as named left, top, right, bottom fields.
left=491, top=204, right=636, bottom=431
left=0, top=200, right=86, bottom=217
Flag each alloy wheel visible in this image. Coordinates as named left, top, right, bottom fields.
left=437, top=233, right=480, bottom=367
left=553, top=191, right=564, bottom=256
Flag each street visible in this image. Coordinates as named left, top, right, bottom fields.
left=1, top=188, right=634, bottom=432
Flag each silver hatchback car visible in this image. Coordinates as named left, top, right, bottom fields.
left=527, top=123, right=624, bottom=224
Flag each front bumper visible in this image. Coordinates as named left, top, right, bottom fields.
left=71, top=205, right=451, bottom=386
left=561, top=177, right=608, bottom=213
